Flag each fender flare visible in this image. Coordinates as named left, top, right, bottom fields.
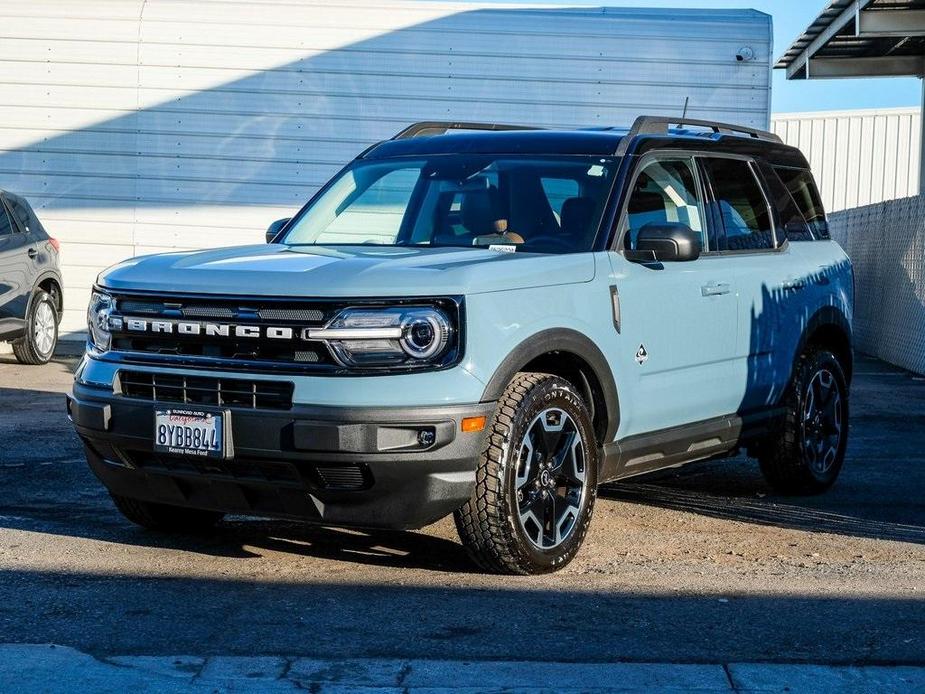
left=797, top=305, right=853, bottom=383
left=25, top=270, right=64, bottom=324
left=480, top=328, right=620, bottom=442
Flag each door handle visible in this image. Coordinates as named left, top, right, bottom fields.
left=27, top=247, right=38, bottom=259
left=701, top=281, right=731, bottom=297
left=781, top=278, right=805, bottom=291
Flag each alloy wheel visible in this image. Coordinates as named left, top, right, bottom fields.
left=515, top=407, right=588, bottom=549
left=33, top=301, right=56, bottom=358
left=802, top=368, right=843, bottom=474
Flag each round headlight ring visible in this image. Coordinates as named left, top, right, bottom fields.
left=399, top=310, right=450, bottom=360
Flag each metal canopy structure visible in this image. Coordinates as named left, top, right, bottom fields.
left=776, top=0, right=925, bottom=80
left=776, top=0, right=925, bottom=193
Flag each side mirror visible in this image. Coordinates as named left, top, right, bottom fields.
left=266, top=218, right=291, bottom=243
left=626, top=222, right=701, bottom=263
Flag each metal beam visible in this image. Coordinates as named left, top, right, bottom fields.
left=920, top=79, right=925, bottom=195
left=857, top=9, right=925, bottom=38
left=786, top=1, right=875, bottom=80
left=807, top=56, right=925, bottom=79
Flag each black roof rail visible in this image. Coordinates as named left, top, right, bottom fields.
left=615, top=115, right=782, bottom=155
left=392, top=121, right=543, bottom=140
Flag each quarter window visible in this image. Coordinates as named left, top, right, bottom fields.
left=774, top=167, right=829, bottom=240
left=0, top=205, right=13, bottom=237
left=703, top=158, right=775, bottom=251
left=623, top=158, right=705, bottom=249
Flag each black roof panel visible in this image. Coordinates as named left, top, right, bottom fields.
left=364, top=129, right=628, bottom=159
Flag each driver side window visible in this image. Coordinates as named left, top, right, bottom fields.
left=623, top=158, right=705, bottom=249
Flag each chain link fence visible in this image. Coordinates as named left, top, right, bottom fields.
left=829, top=195, right=925, bottom=376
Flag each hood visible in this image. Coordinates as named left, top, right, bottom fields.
left=98, top=244, right=596, bottom=297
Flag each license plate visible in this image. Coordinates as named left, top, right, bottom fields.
left=154, top=409, right=227, bottom=459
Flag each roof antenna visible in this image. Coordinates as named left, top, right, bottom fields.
left=681, top=96, right=689, bottom=120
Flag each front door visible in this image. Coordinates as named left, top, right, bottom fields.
left=0, top=201, right=31, bottom=338
left=608, top=155, right=739, bottom=438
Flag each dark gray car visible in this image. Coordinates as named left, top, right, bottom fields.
left=0, top=190, right=62, bottom=364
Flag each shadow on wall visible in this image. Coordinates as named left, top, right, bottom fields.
left=830, top=196, right=925, bottom=376
left=0, top=6, right=767, bottom=216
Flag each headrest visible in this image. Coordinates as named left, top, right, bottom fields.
left=560, top=197, right=595, bottom=236
left=461, top=186, right=502, bottom=236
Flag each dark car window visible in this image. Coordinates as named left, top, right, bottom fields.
left=281, top=155, right=618, bottom=254
left=757, top=163, right=813, bottom=242
left=7, top=199, right=32, bottom=234
left=623, top=158, right=706, bottom=249
left=703, top=158, right=775, bottom=251
left=775, top=166, right=829, bottom=239
left=0, top=204, right=13, bottom=237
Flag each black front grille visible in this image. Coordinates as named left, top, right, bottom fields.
left=119, top=370, right=293, bottom=410
left=108, top=294, right=338, bottom=369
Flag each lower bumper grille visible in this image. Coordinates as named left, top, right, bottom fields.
left=124, top=449, right=304, bottom=487
left=118, top=370, right=294, bottom=410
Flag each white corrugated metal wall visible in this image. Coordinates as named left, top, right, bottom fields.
left=771, top=107, right=921, bottom=213
left=0, top=0, right=771, bottom=337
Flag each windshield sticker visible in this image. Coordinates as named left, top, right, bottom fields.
left=587, top=165, right=605, bottom=177
left=488, top=244, right=517, bottom=254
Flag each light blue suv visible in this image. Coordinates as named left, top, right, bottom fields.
left=68, top=117, right=853, bottom=574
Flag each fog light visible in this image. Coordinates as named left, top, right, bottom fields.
left=417, top=429, right=436, bottom=447
left=461, top=416, right=487, bottom=433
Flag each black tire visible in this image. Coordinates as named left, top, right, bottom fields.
left=759, top=349, right=849, bottom=495
left=12, top=289, right=58, bottom=365
left=111, top=494, right=224, bottom=533
left=454, top=372, right=599, bottom=575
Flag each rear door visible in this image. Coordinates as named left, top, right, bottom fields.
left=608, top=154, right=739, bottom=437
left=698, top=156, right=814, bottom=413
left=0, top=200, right=31, bottom=337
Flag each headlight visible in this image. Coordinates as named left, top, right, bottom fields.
left=308, top=306, right=454, bottom=368
left=86, top=290, right=117, bottom=352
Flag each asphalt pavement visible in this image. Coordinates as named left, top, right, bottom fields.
left=0, top=350, right=921, bottom=685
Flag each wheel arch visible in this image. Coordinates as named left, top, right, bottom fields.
left=799, top=306, right=853, bottom=385
left=32, top=271, right=64, bottom=322
left=481, top=328, right=619, bottom=445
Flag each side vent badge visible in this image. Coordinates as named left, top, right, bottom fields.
left=635, top=344, right=649, bottom=365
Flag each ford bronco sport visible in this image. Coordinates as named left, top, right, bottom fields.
left=68, top=117, right=853, bottom=574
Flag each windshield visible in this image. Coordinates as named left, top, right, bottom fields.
left=280, top=155, right=618, bottom=253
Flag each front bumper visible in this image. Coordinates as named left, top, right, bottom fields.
left=68, top=381, right=494, bottom=530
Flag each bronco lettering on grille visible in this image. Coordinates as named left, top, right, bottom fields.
left=124, top=319, right=301, bottom=340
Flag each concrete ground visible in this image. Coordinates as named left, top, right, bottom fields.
left=0, top=351, right=922, bottom=689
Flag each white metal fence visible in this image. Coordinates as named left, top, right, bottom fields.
left=771, top=108, right=921, bottom=213
left=829, top=195, right=925, bottom=375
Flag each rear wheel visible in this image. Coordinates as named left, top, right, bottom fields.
left=111, top=494, right=224, bottom=532
left=454, top=373, right=598, bottom=574
left=759, top=349, right=849, bottom=495
left=12, top=290, right=58, bottom=365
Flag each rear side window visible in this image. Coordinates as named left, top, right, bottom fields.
left=8, top=200, right=32, bottom=234
left=758, top=163, right=813, bottom=242
left=702, top=158, right=775, bottom=251
left=774, top=167, right=829, bottom=239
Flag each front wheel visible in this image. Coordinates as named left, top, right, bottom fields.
left=454, top=372, right=598, bottom=574
left=758, top=349, right=849, bottom=495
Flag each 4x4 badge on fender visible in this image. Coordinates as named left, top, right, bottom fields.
left=635, top=344, right=649, bottom=365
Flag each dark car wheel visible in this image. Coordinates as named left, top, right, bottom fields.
left=759, top=348, right=849, bottom=495
left=111, top=494, right=225, bottom=533
left=12, top=289, right=58, bottom=365
left=454, top=372, right=598, bottom=574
